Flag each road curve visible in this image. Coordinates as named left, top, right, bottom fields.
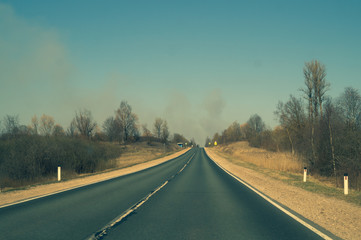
left=0, top=148, right=333, bottom=239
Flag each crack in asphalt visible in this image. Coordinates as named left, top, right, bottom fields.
left=86, top=152, right=196, bottom=240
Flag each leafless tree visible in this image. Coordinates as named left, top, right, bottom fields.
left=115, top=101, right=138, bottom=143
left=142, top=124, right=152, bottom=137
left=103, top=116, right=120, bottom=142
left=303, top=60, right=329, bottom=120
left=173, top=133, right=188, bottom=144
left=30, top=115, right=39, bottom=135
left=338, top=87, right=361, bottom=130
left=247, top=114, right=265, bottom=134
left=153, top=118, right=164, bottom=139
left=39, top=114, right=55, bottom=136
left=53, top=124, right=65, bottom=136
left=67, top=119, right=78, bottom=137
left=275, top=95, right=305, bottom=155
left=74, top=109, right=97, bottom=138
left=302, top=60, right=329, bottom=163
left=161, top=120, right=170, bottom=143
left=3, top=115, right=20, bottom=136
left=224, top=121, right=243, bottom=143
left=324, top=99, right=338, bottom=180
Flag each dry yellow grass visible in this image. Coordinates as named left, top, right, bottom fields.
left=114, top=142, right=180, bottom=169
left=0, top=147, right=189, bottom=207
left=214, top=141, right=303, bottom=173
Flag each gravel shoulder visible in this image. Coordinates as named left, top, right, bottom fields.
left=205, top=148, right=361, bottom=240
left=0, top=148, right=190, bottom=208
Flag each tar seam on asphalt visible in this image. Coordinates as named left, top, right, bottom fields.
left=86, top=152, right=196, bottom=240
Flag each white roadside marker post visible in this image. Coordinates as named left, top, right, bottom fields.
left=58, top=166, right=61, bottom=182
left=344, top=173, right=348, bottom=195
left=303, top=167, right=307, bottom=182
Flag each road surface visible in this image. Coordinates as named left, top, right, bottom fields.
left=0, top=148, right=334, bottom=239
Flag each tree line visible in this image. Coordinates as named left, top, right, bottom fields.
left=0, top=100, right=190, bottom=189
left=207, top=60, right=361, bottom=190
left=0, top=100, right=188, bottom=144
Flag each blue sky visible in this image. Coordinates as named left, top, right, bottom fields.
left=1, top=0, right=361, bottom=144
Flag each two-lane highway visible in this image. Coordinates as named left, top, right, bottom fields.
left=0, top=148, right=334, bottom=239
left=103, top=148, right=327, bottom=240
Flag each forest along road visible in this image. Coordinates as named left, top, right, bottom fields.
left=0, top=148, right=334, bottom=240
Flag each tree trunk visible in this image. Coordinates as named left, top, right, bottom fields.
left=309, top=98, right=317, bottom=166
left=311, top=123, right=317, bottom=166
left=286, top=128, right=295, bottom=155
left=328, top=117, right=337, bottom=186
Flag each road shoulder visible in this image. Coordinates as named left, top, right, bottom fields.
left=0, top=148, right=190, bottom=208
left=205, top=147, right=361, bottom=240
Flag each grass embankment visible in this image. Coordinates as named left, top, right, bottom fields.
left=0, top=135, right=181, bottom=192
left=113, top=141, right=181, bottom=169
left=212, top=141, right=361, bottom=206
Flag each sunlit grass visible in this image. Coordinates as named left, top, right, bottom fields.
left=213, top=141, right=361, bottom=206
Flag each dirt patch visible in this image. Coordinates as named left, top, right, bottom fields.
left=205, top=148, right=361, bottom=240
left=0, top=148, right=190, bottom=208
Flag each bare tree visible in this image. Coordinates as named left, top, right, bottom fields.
left=142, top=124, right=153, bottom=143
left=302, top=60, right=329, bottom=164
left=53, top=124, right=65, bottom=136
left=225, top=121, right=243, bottom=143
left=324, top=99, right=338, bottom=181
left=74, top=109, right=97, bottom=138
left=3, top=115, right=20, bottom=136
left=247, top=114, right=265, bottom=134
left=173, top=133, right=188, bottom=144
left=338, top=87, right=361, bottom=130
left=161, top=120, right=170, bottom=143
left=115, top=101, right=138, bottom=143
left=67, top=118, right=78, bottom=137
left=39, top=114, right=55, bottom=136
left=153, top=118, right=164, bottom=139
left=275, top=95, right=305, bottom=155
left=142, top=124, right=152, bottom=137
left=103, top=116, right=120, bottom=142
left=303, top=60, right=329, bottom=120
left=30, top=115, right=39, bottom=135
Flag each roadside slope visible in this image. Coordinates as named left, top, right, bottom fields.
left=205, top=147, right=361, bottom=240
left=0, top=148, right=190, bottom=207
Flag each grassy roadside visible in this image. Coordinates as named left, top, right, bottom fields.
left=0, top=142, right=183, bottom=193
left=211, top=143, right=361, bottom=207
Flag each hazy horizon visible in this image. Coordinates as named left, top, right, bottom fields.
left=1, top=1, right=361, bottom=144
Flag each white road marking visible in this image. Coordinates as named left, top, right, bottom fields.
left=86, top=151, right=196, bottom=240
left=206, top=150, right=333, bottom=240
left=0, top=150, right=192, bottom=209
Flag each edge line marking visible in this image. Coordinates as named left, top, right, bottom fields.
left=204, top=149, right=333, bottom=240
left=0, top=149, right=192, bottom=209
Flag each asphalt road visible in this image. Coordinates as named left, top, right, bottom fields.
left=0, top=149, right=196, bottom=240
left=0, top=148, right=332, bottom=240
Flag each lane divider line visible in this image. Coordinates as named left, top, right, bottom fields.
left=205, top=150, right=333, bottom=240
left=86, top=151, right=196, bottom=240
left=0, top=149, right=193, bottom=209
